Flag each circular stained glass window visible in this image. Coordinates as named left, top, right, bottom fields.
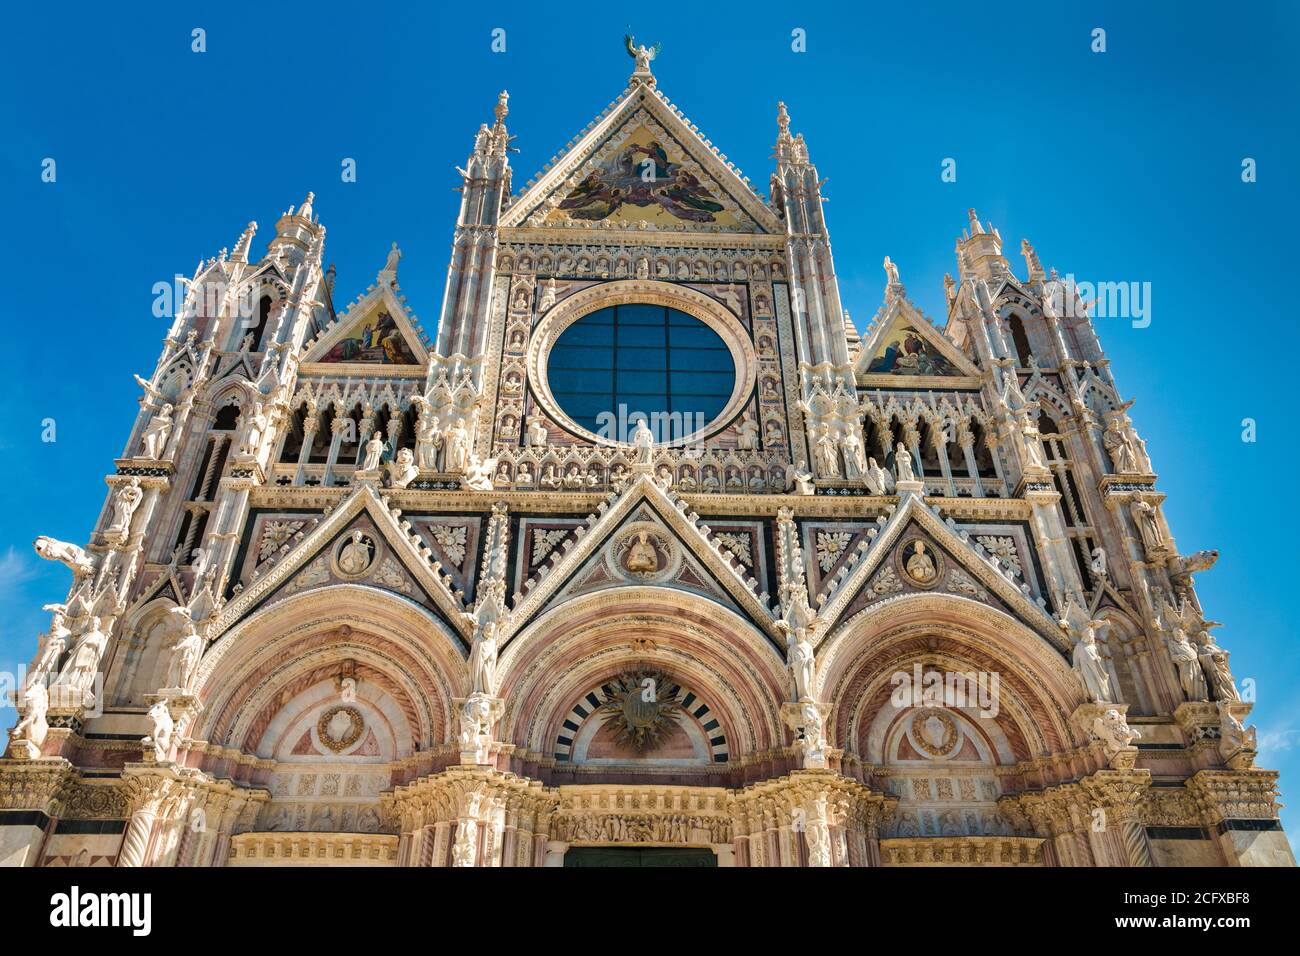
left=546, top=303, right=736, bottom=437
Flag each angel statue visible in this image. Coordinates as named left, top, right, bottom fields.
left=624, top=31, right=661, bottom=74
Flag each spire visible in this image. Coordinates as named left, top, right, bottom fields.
left=230, top=221, right=258, bottom=263
left=957, top=208, right=1008, bottom=282
left=1020, top=238, right=1046, bottom=282
left=270, top=190, right=323, bottom=266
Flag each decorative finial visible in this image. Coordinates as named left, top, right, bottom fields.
left=1020, top=238, right=1045, bottom=280
left=883, top=256, right=901, bottom=289
left=299, top=191, right=315, bottom=220
left=494, top=90, right=509, bottom=127
left=231, top=221, right=258, bottom=263
left=624, top=28, right=661, bottom=80
left=381, top=241, right=401, bottom=279
left=967, top=208, right=984, bottom=235
left=777, top=101, right=790, bottom=134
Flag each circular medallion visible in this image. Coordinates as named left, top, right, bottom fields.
left=909, top=708, right=959, bottom=759
left=897, top=538, right=942, bottom=589
left=317, top=705, right=364, bottom=753
left=333, top=531, right=377, bottom=579
left=605, top=523, right=680, bottom=583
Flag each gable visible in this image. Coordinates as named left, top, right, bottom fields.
left=503, top=85, right=783, bottom=236
left=856, top=299, right=981, bottom=385
left=301, top=284, right=428, bottom=369
left=812, top=492, right=1064, bottom=648
left=500, top=475, right=779, bottom=647
left=543, top=116, right=752, bottom=230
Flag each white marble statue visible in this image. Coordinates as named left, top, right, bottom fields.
left=796, top=701, right=826, bottom=758
left=1219, top=703, right=1256, bottom=755
left=780, top=625, right=817, bottom=702
left=788, top=459, right=815, bottom=496
left=338, top=531, right=374, bottom=575
left=1071, top=621, right=1113, bottom=703
left=737, top=415, right=759, bottom=451
left=1130, top=499, right=1166, bottom=556
left=27, top=604, right=70, bottom=688
left=1195, top=630, right=1240, bottom=702
left=459, top=695, right=495, bottom=753
left=387, top=447, right=419, bottom=489
left=1091, top=707, right=1140, bottom=760
left=538, top=277, right=557, bottom=312
left=467, top=620, right=499, bottom=696
left=883, top=255, right=900, bottom=286
left=143, top=699, right=174, bottom=762
left=1168, top=627, right=1208, bottom=701
left=894, top=442, right=915, bottom=483
left=444, top=421, right=470, bottom=473
left=361, top=431, right=387, bottom=471
left=840, top=429, right=867, bottom=479
left=237, top=397, right=269, bottom=457
left=164, top=610, right=203, bottom=692
left=632, top=418, right=655, bottom=463
left=140, top=403, right=174, bottom=459
left=415, top=411, right=442, bottom=470
left=624, top=32, right=660, bottom=74
left=462, top=456, right=496, bottom=492
left=865, top=457, right=890, bottom=496
left=383, top=241, right=401, bottom=275
left=106, top=479, right=144, bottom=540
left=1103, top=418, right=1138, bottom=474
left=814, top=425, right=841, bottom=478
left=59, top=616, right=108, bottom=698
left=526, top=416, right=549, bottom=449
left=8, top=681, right=49, bottom=756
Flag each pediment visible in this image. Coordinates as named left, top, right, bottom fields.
left=300, top=281, right=428, bottom=369
left=207, top=485, right=468, bottom=643
left=855, top=298, right=982, bottom=385
left=502, top=85, right=783, bottom=236
left=501, top=474, right=778, bottom=645
left=815, top=492, right=1063, bottom=648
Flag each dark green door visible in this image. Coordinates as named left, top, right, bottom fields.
left=563, top=846, right=718, bottom=867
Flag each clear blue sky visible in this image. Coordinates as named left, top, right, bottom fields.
left=2, top=2, right=1297, bottom=837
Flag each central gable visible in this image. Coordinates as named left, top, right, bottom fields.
left=503, top=85, right=782, bottom=236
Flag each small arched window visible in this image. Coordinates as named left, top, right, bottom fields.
left=250, top=295, right=274, bottom=350
left=1007, top=315, right=1033, bottom=367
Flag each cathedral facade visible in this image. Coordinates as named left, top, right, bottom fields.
left=2, top=47, right=1292, bottom=868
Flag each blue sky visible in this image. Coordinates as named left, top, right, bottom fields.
left=2, top=2, right=1297, bottom=837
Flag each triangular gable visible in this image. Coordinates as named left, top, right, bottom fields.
left=855, top=297, right=981, bottom=385
left=300, top=279, right=428, bottom=368
left=502, top=84, right=783, bottom=235
left=545, top=501, right=744, bottom=615
left=814, top=491, right=1063, bottom=648
left=500, top=474, right=778, bottom=644
left=206, top=485, right=469, bottom=643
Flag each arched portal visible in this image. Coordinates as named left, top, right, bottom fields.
left=191, top=586, right=466, bottom=833
left=497, top=587, right=787, bottom=782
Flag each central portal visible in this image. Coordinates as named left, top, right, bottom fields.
left=563, top=846, right=718, bottom=868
